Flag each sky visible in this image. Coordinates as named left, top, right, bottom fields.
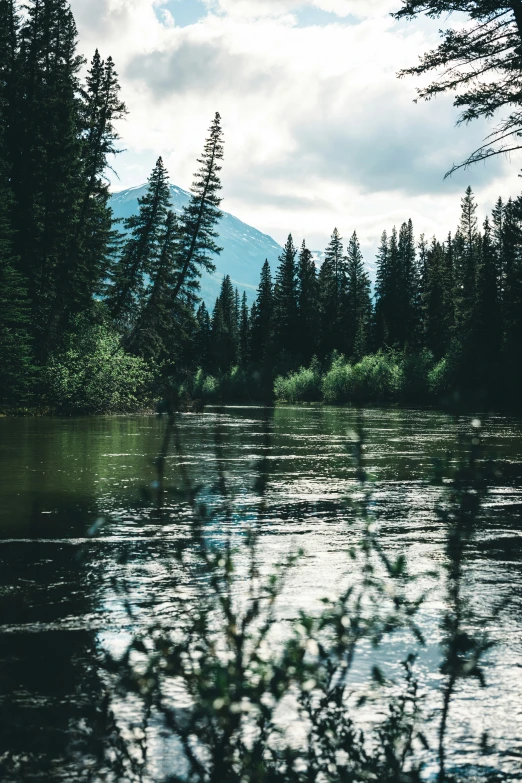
left=70, top=0, right=522, bottom=258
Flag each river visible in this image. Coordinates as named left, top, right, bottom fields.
left=0, top=407, right=521, bottom=781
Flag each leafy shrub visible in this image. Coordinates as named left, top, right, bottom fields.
left=274, top=358, right=322, bottom=403
left=44, top=320, right=153, bottom=414
left=321, top=354, right=353, bottom=403
left=349, top=351, right=404, bottom=402
left=321, top=351, right=403, bottom=404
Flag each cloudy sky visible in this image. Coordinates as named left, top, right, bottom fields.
left=70, top=0, right=522, bottom=257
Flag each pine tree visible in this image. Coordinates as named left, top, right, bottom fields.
left=71, top=51, right=126, bottom=308
left=500, top=197, right=522, bottom=401
left=250, top=259, right=273, bottom=363
left=317, top=229, right=347, bottom=357
left=126, top=209, right=182, bottom=363
left=500, top=198, right=522, bottom=344
left=194, top=302, right=211, bottom=370
left=374, top=230, right=390, bottom=348
left=108, top=156, right=171, bottom=325
left=423, top=238, right=451, bottom=359
left=474, top=217, right=502, bottom=362
left=239, top=291, right=250, bottom=365
left=454, top=187, right=480, bottom=335
left=0, top=0, right=34, bottom=404
left=345, top=231, right=372, bottom=359
left=13, top=0, right=86, bottom=357
left=208, top=275, right=239, bottom=371
left=171, top=112, right=224, bottom=303
left=394, top=2, right=522, bottom=174
left=272, top=234, right=298, bottom=359
left=296, top=240, right=318, bottom=362
left=397, top=219, right=420, bottom=347
left=381, top=226, right=401, bottom=347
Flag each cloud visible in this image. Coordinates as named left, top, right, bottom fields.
left=69, top=0, right=522, bottom=256
left=206, top=0, right=397, bottom=19
left=126, top=39, right=265, bottom=96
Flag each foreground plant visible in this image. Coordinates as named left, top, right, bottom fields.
left=98, top=412, right=500, bottom=783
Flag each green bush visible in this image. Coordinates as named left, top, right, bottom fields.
left=349, top=351, right=403, bottom=402
left=44, top=320, right=153, bottom=414
left=274, top=358, right=322, bottom=403
left=321, top=351, right=403, bottom=404
left=321, top=355, right=353, bottom=403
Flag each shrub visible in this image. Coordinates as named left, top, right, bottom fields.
left=321, top=351, right=403, bottom=404
left=349, top=351, right=403, bottom=402
left=321, top=355, right=353, bottom=404
left=274, top=358, right=322, bottom=403
left=43, top=320, right=153, bottom=414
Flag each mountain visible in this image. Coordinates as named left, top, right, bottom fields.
left=110, top=184, right=283, bottom=307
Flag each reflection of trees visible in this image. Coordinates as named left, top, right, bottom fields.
left=0, top=501, right=123, bottom=782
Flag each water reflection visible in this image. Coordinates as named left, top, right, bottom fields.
left=0, top=408, right=521, bottom=780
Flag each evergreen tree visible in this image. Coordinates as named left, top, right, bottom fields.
left=209, top=275, right=239, bottom=371
left=13, top=0, right=86, bottom=357
left=296, top=240, right=318, bottom=362
left=317, top=253, right=337, bottom=358
left=386, top=226, right=401, bottom=346
left=108, top=156, right=171, bottom=324
left=454, top=187, right=480, bottom=335
left=394, top=2, right=522, bottom=174
left=474, top=217, right=502, bottom=362
left=250, top=259, right=273, bottom=363
left=374, top=230, right=390, bottom=348
left=171, top=113, right=224, bottom=303
left=423, top=239, right=451, bottom=359
left=0, top=0, right=33, bottom=404
left=500, top=197, right=522, bottom=344
left=194, top=301, right=211, bottom=370
left=501, top=197, right=522, bottom=400
left=345, top=231, right=372, bottom=358
left=272, top=234, right=298, bottom=359
left=397, top=219, right=420, bottom=347
left=442, top=232, right=456, bottom=338
left=239, top=292, right=250, bottom=365
left=126, top=209, right=182, bottom=364
left=71, top=51, right=126, bottom=309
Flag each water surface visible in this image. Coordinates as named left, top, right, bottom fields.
left=0, top=407, right=521, bottom=781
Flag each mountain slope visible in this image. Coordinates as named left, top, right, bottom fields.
left=110, top=184, right=282, bottom=307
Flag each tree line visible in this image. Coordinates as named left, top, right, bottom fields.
left=194, top=187, right=522, bottom=406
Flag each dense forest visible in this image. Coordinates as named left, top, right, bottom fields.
left=1, top=0, right=522, bottom=413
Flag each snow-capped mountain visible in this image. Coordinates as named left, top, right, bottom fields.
left=110, top=184, right=282, bottom=307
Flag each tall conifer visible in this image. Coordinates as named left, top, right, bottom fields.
left=250, top=259, right=273, bottom=363
left=108, top=157, right=171, bottom=324
left=272, top=234, right=298, bottom=358
left=345, top=232, right=372, bottom=359
left=297, top=240, right=318, bottom=362
left=171, top=113, right=224, bottom=302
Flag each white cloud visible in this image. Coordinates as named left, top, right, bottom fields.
left=69, top=0, right=522, bottom=259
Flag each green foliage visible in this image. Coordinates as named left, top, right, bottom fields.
left=272, top=234, right=299, bottom=358
left=322, top=351, right=404, bottom=404
left=394, top=2, right=522, bottom=173
left=44, top=317, right=153, bottom=414
left=274, top=358, right=322, bottom=403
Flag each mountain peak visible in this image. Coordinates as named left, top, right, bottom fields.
left=110, top=184, right=282, bottom=306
